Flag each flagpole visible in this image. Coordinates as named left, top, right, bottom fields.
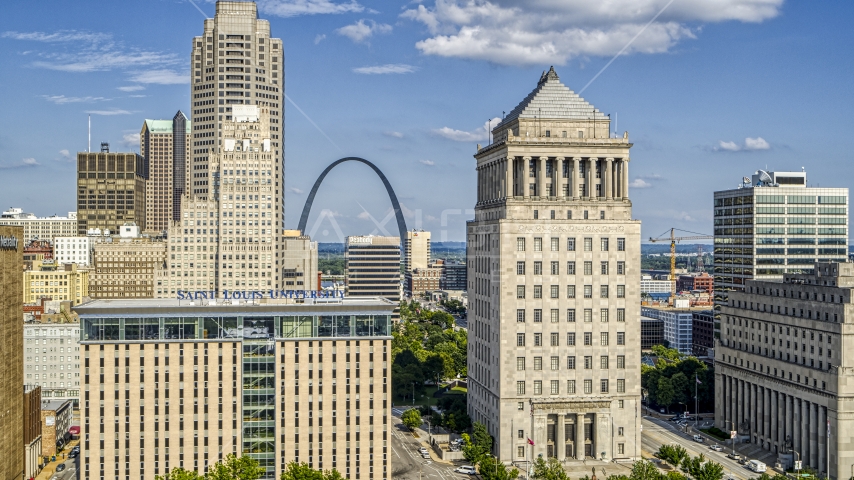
left=695, top=374, right=699, bottom=429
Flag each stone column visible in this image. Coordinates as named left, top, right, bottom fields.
left=534, top=413, right=547, bottom=460
left=751, top=383, right=758, bottom=440
left=587, top=158, right=597, bottom=199
left=771, top=390, right=778, bottom=450
left=605, top=158, right=614, bottom=199
left=786, top=395, right=792, bottom=454
left=505, top=158, right=513, bottom=198
left=810, top=402, right=818, bottom=467
left=801, top=400, right=809, bottom=467
left=737, top=380, right=744, bottom=435
left=538, top=156, right=548, bottom=198
left=764, top=387, right=771, bottom=449
left=556, top=157, right=566, bottom=198
left=793, top=398, right=801, bottom=459
left=622, top=158, right=630, bottom=199
left=572, top=157, right=581, bottom=199
left=757, top=385, right=764, bottom=441
left=522, top=157, right=532, bottom=198
left=576, top=413, right=585, bottom=460
left=818, top=406, right=826, bottom=476
left=557, top=415, right=566, bottom=461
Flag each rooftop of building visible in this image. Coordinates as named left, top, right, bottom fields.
left=143, top=115, right=192, bottom=134
left=74, top=296, right=396, bottom=316
left=41, top=399, right=72, bottom=412
left=0, top=207, right=76, bottom=220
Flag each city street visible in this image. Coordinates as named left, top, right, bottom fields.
left=40, top=456, right=79, bottom=480
left=641, top=416, right=754, bottom=480
left=391, top=411, right=470, bottom=480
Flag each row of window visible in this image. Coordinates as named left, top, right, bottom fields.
left=517, top=260, right=626, bottom=276
left=518, top=284, right=627, bottom=299
left=516, top=237, right=626, bottom=252
left=516, top=331, right=626, bottom=346
left=516, top=308, right=626, bottom=323
left=516, top=378, right=626, bottom=395
left=517, top=355, right=627, bottom=370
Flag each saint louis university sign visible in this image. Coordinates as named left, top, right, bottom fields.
left=177, top=289, right=345, bottom=301
left=0, top=235, right=19, bottom=250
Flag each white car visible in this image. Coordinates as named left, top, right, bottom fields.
left=455, top=466, right=477, bottom=475
left=709, top=444, right=723, bottom=452
left=419, top=447, right=429, bottom=454
left=693, top=435, right=704, bottom=443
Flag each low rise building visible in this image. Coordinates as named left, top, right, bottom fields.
left=53, top=231, right=111, bottom=267
left=41, top=399, right=73, bottom=457
left=406, top=266, right=441, bottom=297
left=23, top=240, right=53, bottom=269
left=23, top=261, right=89, bottom=306
left=641, top=275, right=671, bottom=295
left=23, top=318, right=82, bottom=404
left=89, top=233, right=166, bottom=299
left=691, top=310, right=715, bottom=357
left=0, top=208, right=77, bottom=242
left=677, top=272, right=714, bottom=293
left=641, top=302, right=708, bottom=355
left=281, top=230, right=319, bottom=290
left=23, top=385, right=42, bottom=480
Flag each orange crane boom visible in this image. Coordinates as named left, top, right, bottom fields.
left=648, top=228, right=713, bottom=302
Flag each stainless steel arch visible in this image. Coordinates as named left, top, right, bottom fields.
left=297, top=157, right=408, bottom=242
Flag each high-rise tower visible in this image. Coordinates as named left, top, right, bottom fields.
left=141, top=112, right=192, bottom=233
left=466, top=67, right=641, bottom=463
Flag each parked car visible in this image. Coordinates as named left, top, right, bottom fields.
left=455, top=466, right=477, bottom=475
left=422, top=453, right=431, bottom=459
left=747, top=460, right=767, bottom=473
left=669, top=416, right=681, bottom=422
left=68, top=450, right=79, bottom=458
left=726, top=453, right=742, bottom=461
left=419, top=447, right=429, bottom=454
left=709, top=444, right=723, bottom=452
left=56, top=464, right=66, bottom=472
left=693, top=435, right=704, bottom=443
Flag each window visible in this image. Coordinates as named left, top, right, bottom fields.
left=534, top=210, right=539, bottom=219
left=617, top=355, right=625, bottom=369
left=617, top=309, right=625, bottom=322
left=517, top=286, right=525, bottom=299
left=517, top=309, right=526, bottom=323
left=534, top=333, right=542, bottom=346
left=601, top=379, right=609, bottom=393
left=600, top=356, right=609, bottom=369
left=534, top=285, right=542, bottom=299
left=567, top=333, right=576, bottom=345
left=584, top=309, right=593, bottom=322
left=551, top=261, right=559, bottom=275
left=567, top=261, right=576, bottom=275
left=584, top=285, right=593, bottom=298
left=534, top=357, right=542, bottom=370
left=534, top=380, right=543, bottom=395
left=584, top=380, right=593, bottom=394
left=617, top=238, right=626, bottom=251
left=517, top=334, right=525, bottom=346
left=534, top=309, right=542, bottom=322
left=550, top=210, right=556, bottom=219
left=534, top=238, right=543, bottom=251
left=517, top=381, right=525, bottom=395
left=601, top=238, right=609, bottom=251
left=567, top=356, right=576, bottom=369
left=600, top=309, right=609, bottom=323
left=617, top=379, right=626, bottom=393
left=618, top=399, right=625, bottom=408
left=550, top=309, right=559, bottom=323
left=601, top=261, right=609, bottom=275
left=516, top=261, right=525, bottom=275
left=584, top=238, right=593, bottom=251
left=567, top=210, right=573, bottom=219
left=550, top=380, right=559, bottom=395
left=617, top=261, right=625, bottom=275
left=534, top=261, right=542, bottom=275
left=600, top=285, right=609, bottom=298
left=551, top=356, right=559, bottom=370
left=567, top=309, right=576, bottom=323
left=551, top=238, right=559, bottom=251
left=518, top=447, right=525, bottom=458
left=567, top=238, right=576, bottom=251
left=584, top=356, right=592, bottom=369
left=567, top=380, right=576, bottom=394
left=617, top=332, right=625, bottom=345
left=617, top=285, right=625, bottom=298
left=549, top=333, right=559, bottom=346
left=550, top=285, right=559, bottom=299
left=618, top=443, right=625, bottom=455
left=584, top=261, right=593, bottom=275
left=517, top=237, right=526, bottom=251
left=567, top=285, right=576, bottom=299
left=518, top=429, right=525, bottom=439
left=601, top=332, right=609, bottom=346
left=518, top=402, right=525, bottom=410
left=517, top=357, right=525, bottom=371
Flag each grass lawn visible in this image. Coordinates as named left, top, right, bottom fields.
left=448, top=386, right=467, bottom=394
left=700, top=428, right=728, bottom=441
left=395, top=386, right=440, bottom=408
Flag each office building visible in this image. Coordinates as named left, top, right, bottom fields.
left=76, top=145, right=148, bottom=234
left=54, top=234, right=109, bottom=267
left=0, top=226, right=24, bottom=480
left=141, top=113, right=192, bottom=233
left=23, top=239, right=53, bottom=269
left=406, top=267, right=441, bottom=297
left=404, top=230, right=430, bottom=273
left=713, top=169, right=847, bottom=339
left=281, top=230, right=319, bottom=289
left=437, top=260, right=467, bottom=291
left=23, top=318, right=82, bottom=404
left=90, top=235, right=167, bottom=299
left=345, top=236, right=401, bottom=305
left=641, top=275, right=671, bottom=295
left=23, top=261, right=89, bottom=305
left=677, top=272, right=713, bottom=293
left=716, top=262, right=854, bottom=479
left=0, top=207, right=77, bottom=241
left=641, top=303, right=708, bottom=356
left=76, top=297, right=393, bottom=480
left=41, top=399, right=73, bottom=457
left=692, top=310, right=714, bottom=357
left=23, top=385, right=42, bottom=480
left=466, top=67, right=641, bottom=463
left=640, top=317, right=664, bottom=350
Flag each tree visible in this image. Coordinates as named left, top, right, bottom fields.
left=680, top=454, right=724, bottom=480
left=423, top=354, right=446, bottom=386
left=480, top=456, right=519, bottom=480
left=629, top=460, right=663, bottom=480
left=462, top=422, right=493, bottom=466
left=156, top=468, right=202, bottom=480
left=206, top=454, right=266, bottom=480
left=402, top=408, right=422, bottom=431
left=530, top=457, right=570, bottom=480
left=656, top=377, right=675, bottom=410
left=657, top=445, right=688, bottom=467
left=671, top=373, right=690, bottom=406
left=280, top=462, right=345, bottom=480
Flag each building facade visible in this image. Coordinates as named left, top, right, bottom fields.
left=76, top=297, right=393, bottom=480
left=404, top=230, right=430, bottom=274
left=24, top=319, right=82, bottom=404
left=0, top=226, right=24, bottom=480
left=23, top=385, right=42, bottom=480
left=641, top=306, right=698, bottom=356
left=677, top=272, right=713, bottom=293
left=405, top=266, right=441, bottom=297
left=41, top=399, right=73, bottom=457
left=691, top=310, right=715, bottom=357
left=713, top=170, right=848, bottom=340
left=438, top=260, right=467, bottom=291
left=466, top=67, right=641, bottom=463
left=641, top=275, right=671, bottom=295
left=0, top=207, right=77, bottom=241
left=23, top=262, right=89, bottom=305
left=24, top=239, right=53, bottom=269
left=55, top=235, right=105, bottom=266
left=640, top=317, right=664, bottom=350
left=76, top=148, right=148, bottom=235
left=281, top=230, right=319, bottom=290
left=90, top=237, right=167, bottom=299
left=715, top=262, right=854, bottom=480
left=345, top=236, right=401, bottom=305
left=141, top=113, right=192, bottom=233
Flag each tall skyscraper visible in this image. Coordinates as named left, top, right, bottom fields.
left=346, top=236, right=401, bottom=305
left=76, top=145, right=148, bottom=234
left=466, top=67, right=641, bottom=463
left=712, top=169, right=848, bottom=340
left=0, top=226, right=24, bottom=480
left=404, top=230, right=430, bottom=273
left=141, top=112, right=192, bottom=233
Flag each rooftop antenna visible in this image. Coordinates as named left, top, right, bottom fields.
left=488, top=118, right=491, bottom=144
left=88, top=114, right=91, bottom=153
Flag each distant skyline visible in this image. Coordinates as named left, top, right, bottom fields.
left=1, top=0, right=852, bottom=242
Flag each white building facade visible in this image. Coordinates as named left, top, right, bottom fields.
left=0, top=208, right=77, bottom=241
left=23, top=321, right=82, bottom=406
left=641, top=275, right=671, bottom=294
left=641, top=306, right=694, bottom=355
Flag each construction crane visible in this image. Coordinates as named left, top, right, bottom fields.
left=649, top=228, right=713, bottom=301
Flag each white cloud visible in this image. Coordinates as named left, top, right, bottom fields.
left=675, top=211, right=696, bottom=222
left=714, top=137, right=771, bottom=152
left=314, top=34, right=327, bottom=44
left=129, top=69, right=188, bottom=84
left=123, top=133, right=140, bottom=147
left=630, top=178, right=652, bottom=188
left=717, top=140, right=741, bottom=151
left=2, top=30, right=109, bottom=43
left=357, top=211, right=372, bottom=220
left=353, top=64, right=417, bottom=75
left=22, top=158, right=39, bottom=166
left=0, top=158, right=40, bottom=169
left=401, top=0, right=781, bottom=66
left=419, top=159, right=436, bottom=166
left=117, top=85, right=145, bottom=92
left=383, top=131, right=404, bottom=138
left=59, top=149, right=70, bottom=158
left=289, top=187, right=304, bottom=194
left=744, top=136, right=770, bottom=150
left=257, top=0, right=364, bottom=17
left=336, top=19, right=392, bottom=43
left=433, top=117, right=501, bottom=142
left=86, top=109, right=131, bottom=116
left=41, top=95, right=109, bottom=104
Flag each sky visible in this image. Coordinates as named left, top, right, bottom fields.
left=0, top=0, right=852, bottom=243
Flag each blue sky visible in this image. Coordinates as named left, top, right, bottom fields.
left=0, top=0, right=852, bottom=243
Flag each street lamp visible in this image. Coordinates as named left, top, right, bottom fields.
left=426, top=420, right=431, bottom=443
left=793, top=450, right=801, bottom=479
left=726, top=420, right=736, bottom=459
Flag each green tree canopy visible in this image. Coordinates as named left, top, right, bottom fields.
left=280, top=462, right=345, bottom=480
left=462, top=422, right=493, bottom=466
left=657, top=445, right=688, bottom=467
left=530, top=457, right=570, bottom=480
left=681, top=454, right=724, bottom=480
left=402, top=408, right=422, bottom=431
left=480, top=456, right=519, bottom=480
left=156, top=454, right=264, bottom=480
